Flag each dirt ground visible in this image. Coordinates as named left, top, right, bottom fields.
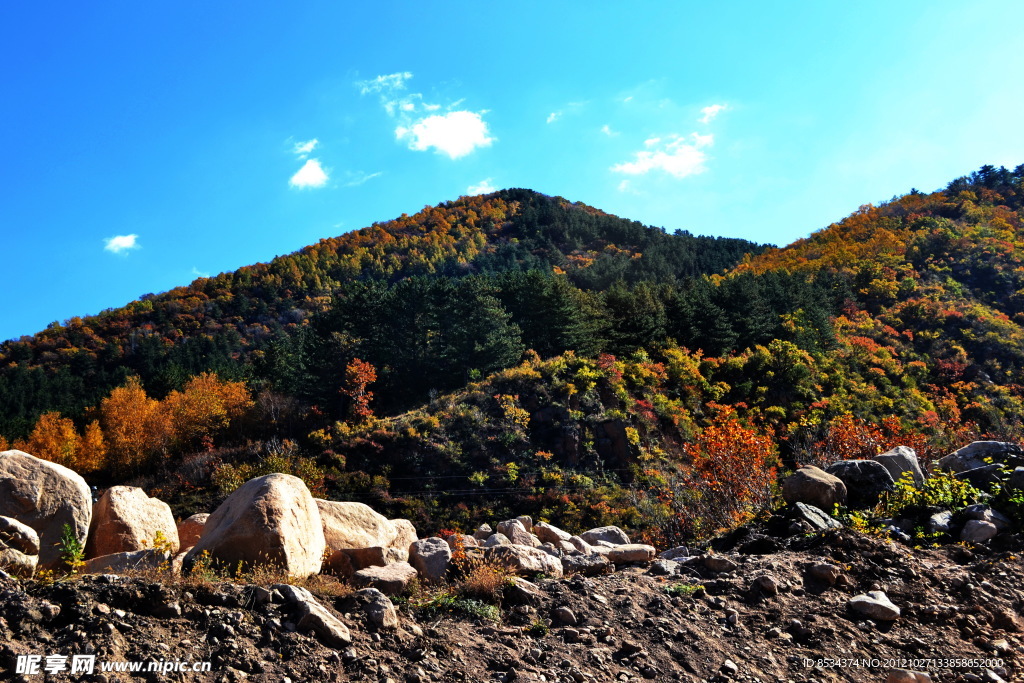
left=1, top=528, right=1021, bottom=683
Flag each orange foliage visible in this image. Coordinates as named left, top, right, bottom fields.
left=341, top=358, right=377, bottom=422
left=683, top=405, right=777, bottom=532
left=19, top=412, right=80, bottom=469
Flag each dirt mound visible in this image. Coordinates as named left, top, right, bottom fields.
left=1, top=529, right=1021, bottom=682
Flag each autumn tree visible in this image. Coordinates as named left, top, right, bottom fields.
left=341, top=358, right=376, bottom=422
left=163, top=371, right=253, bottom=450
left=100, top=376, right=169, bottom=475
left=19, top=412, right=81, bottom=469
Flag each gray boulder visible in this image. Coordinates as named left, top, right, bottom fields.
left=874, top=446, right=925, bottom=487
left=579, top=526, right=630, bottom=546
left=848, top=590, right=900, bottom=621
left=938, top=441, right=1022, bottom=473
left=825, top=460, right=895, bottom=509
left=409, top=537, right=451, bottom=582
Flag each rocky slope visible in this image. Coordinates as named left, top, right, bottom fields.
left=1, top=526, right=1021, bottom=683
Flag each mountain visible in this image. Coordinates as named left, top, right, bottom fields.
left=4, top=165, right=1024, bottom=543
left=0, top=189, right=764, bottom=439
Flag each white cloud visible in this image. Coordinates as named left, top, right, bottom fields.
left=104, top=234, right=139, bottom=254
left=356, top=71, right=412, bottom=95
left=191, top=267, right=210, bottom=278
left=601, top=124, right=618, bottom=137
left=547, top=111, right=561, bottom=124
left=289, top=159, right=329, bottom=188
left=699, top=103, right=727, bottom=124
left=467, top=178, right=496, bottom=195
left=293, top=138, right=318, bottom=157
left=396, top=111, right=494, bottom=159
left=611, top=132, right=713, bottom=178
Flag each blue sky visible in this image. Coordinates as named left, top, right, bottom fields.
left=3, top=2, right=1023, bottom=342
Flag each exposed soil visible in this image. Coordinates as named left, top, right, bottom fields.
left=1, top=528, right=1022, bottom=683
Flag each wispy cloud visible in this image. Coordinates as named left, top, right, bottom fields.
left=611, top=132, right=713, bottom=179
left=289, top=159, right=329, bottom=188
left=601, top=124, right=618, bottom=137
left=292, top=138, right=318, bottom=158
left=546, top=111, right=561, bottom=124
left=699, top=103, right=727, bottom=124
left=104, top=234, right=139, bottom=254
left=467, top=178, right=496, bottom=195
left=342, top=171, right=383, bottom=187
left=359, top=72, right=494, bottom=159
left=355, top=71, right=412, bottom=95
left=191, top=266, right=210, bottom=278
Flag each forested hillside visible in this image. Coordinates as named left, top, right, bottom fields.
left=4, top=164, right=1024, bottom=544
left=0, top=190, right=762, bottom=437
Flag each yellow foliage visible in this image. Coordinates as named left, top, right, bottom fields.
left=100, top=376, right=169, bottom=475
left=163, top=372, right=253, bottom=450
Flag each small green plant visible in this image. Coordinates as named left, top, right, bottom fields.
left=665, top=582, right=704, bottom=598
left=526, top=617, right=549, bottom=637
left=59, top=523, right=85, bottom=574
left=882, top=470, right=981, bottom=516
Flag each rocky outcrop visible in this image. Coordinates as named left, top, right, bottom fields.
left=780, top=466, right=847, bottom=510
left=183, top=474, right=325, bottom=578
left=0, top=450, right=92, bottom=570
left=87, top=486, right=180, bottom=558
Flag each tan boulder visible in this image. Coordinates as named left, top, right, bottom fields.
left=0, top=516, right=40, bottom=578
left=486, top=544, right=564, bottom=578
left=0, top=450, right=92, bottom=570
left=388, top=519, right=418, bottom=562
left=781, top=466, right=847, bottom=510
left=534, top=521, right=572, bottom=544
left=87, top=486, right=180, bottom=558
left=183, top=474, right=324, bottom=578
left=352, top=562, right=418, bottom=595
left=607, top=544, right=656, bottom=563
left=176, top=513, right=208, bottom=550
left=317, top=500, right=414, bottom=575
left=579, top=526, right=630, bottom=546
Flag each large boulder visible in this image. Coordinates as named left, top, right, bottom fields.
left=84, top=548, right=172, bottom=575
left=486, top=544, right=564, bottom=578
left=607, top=544, right=656, bottom=564
left=183, top=474, right=325, bottom=578
left=825, top=460, right=894, bottom=509
left=781, top=466, right=847, bottom=510
left=352, top=562, right=418, bottom=595
left=409, top=537, right=451, bottom=582
left=388, top=519, right=418, bottom=562
left=0, top=515, right=39, bottom=578
left=579, top=526, right=630, bottom=546
left=316, top=500, right=411, bottom=575
left=534, top=521, right=572, bottom=544
left=0, top=450, right=92, bottom=570
left=87, top=486, right=180, bottom=558
left=176, top=513, right=209, bottom=550
left=938, top=441, right=1023, bottom=473
left=874, top=446, right=925, bottom=487
left=496, top=519, right=541, bottom=547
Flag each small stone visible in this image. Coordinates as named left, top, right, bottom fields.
left=808, top=563, right=841, bottom=585
left=848, top=591, right=900, bottom=621
left=961, top=520, right=999, bottom=544
left=553, top=606, right=577, bottom=626
left=751, top=574, right=778, bottom=596
left=720, top=659, right=738, bottom=677
left=703, top=555, right=737, bottom=573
